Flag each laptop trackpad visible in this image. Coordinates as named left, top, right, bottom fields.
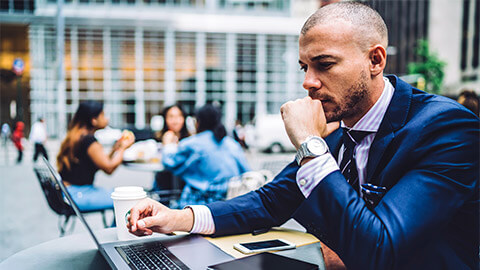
left=169, top=241, right=232, bottom=270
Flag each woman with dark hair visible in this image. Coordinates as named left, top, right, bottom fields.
left=156, top=104, right=190, bottom=142
left=153, top=104, right=190, bottom=193
left=161, top=104, right=250, bottom=207
left=57, top=101, right=135, bottom=211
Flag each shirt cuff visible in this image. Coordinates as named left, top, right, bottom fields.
left=296, top=153, right=339, bottom=198
left=185, top=205, right=215, bottom=235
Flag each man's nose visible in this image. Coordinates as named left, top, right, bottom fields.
left=302, top=70, right=322, bottom=91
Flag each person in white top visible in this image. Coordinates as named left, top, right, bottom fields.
left=29, top=117, right=49, bottom=162
left=1, top=123, right=10, bottom=146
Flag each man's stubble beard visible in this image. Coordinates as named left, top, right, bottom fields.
left=324, top=70, right=370, bottom=123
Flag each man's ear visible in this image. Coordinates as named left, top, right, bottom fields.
left=369, top=45, right=386, bottom=76
left=91, top=118, right=97, bottom=127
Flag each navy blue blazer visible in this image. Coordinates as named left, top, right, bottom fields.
left=206, top=76, right=479, bottom=269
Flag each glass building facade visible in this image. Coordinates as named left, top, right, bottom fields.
left=28, top=26, right=305, bottom=135
left=1, top=0, right=478, bottom=136
left=24, top=0, right=307, bottom=136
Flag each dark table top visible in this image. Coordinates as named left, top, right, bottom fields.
left=1, top=227, right=325, bottom=270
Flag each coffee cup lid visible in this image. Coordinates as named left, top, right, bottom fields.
left=111, top=186, right=147, bottom=200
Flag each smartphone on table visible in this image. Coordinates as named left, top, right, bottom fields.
left=233, top=239, right=296, bottom=254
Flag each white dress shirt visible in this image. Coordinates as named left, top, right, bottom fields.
left=189, top=77, right=395, bottom=234
left=297, top=77, right=394, bottom=197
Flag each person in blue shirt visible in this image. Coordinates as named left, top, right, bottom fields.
left=162, top=104, right=250, bottom=208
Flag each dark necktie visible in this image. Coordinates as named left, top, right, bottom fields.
left=340, top=128, right=372, bottom=194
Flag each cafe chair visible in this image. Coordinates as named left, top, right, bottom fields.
left=147, top=189, right=182, bottom=208
left=33, top=166, right=110, bottom=237
left=150, top=172, right=184, bottom=208
left=261, top=159, right=291, bottom=176
left=226, top=170, right=273, bottom=200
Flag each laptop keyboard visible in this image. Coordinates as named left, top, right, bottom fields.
left=116, top=241, right=190, bottom=270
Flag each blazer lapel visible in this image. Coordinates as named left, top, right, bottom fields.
left=366, top=122, right=395, bottom=183
left=366, top=75, right=413, bottom=183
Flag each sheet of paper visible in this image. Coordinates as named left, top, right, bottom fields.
left=204, top=227, right=320, bottom=258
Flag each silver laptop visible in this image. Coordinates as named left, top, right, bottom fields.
left=41, top=157, right=232, bottom=270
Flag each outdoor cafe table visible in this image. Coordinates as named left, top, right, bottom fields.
left=0, top=226, right=327, bottom=270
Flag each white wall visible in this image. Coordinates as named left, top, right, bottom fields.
left=428, top=0, right=463, bottom=94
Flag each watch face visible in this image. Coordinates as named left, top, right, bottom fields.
left=307, top=138, right=327, bottom=155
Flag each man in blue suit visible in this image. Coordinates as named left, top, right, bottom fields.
left=128, top=2, right=479, bottom=269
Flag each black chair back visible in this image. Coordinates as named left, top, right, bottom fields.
left=33, top=166, right=74, bottom=217
left=33, top=161, right=110, bottom=236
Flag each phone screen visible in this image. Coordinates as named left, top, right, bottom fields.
left=239, top=240, right=289, bottom=250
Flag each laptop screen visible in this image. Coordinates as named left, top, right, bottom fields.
left=40, top=156, right=103, bottom=249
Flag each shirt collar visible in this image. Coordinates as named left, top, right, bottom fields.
left=341, top=77, right=395, bottom=133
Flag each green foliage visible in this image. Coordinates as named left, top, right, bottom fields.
left=407, top=39, right=446, bottom=95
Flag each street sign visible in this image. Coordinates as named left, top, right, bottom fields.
left=12, top=58, right=24, bottom=76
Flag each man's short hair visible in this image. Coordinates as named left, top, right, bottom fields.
left=301, top=2, right=388, bottom=50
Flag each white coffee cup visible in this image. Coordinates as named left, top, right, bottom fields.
left=111, top=186, right=147, bottom=240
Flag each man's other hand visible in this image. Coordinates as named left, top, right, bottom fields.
left=127, top=198, right=194, bottom=236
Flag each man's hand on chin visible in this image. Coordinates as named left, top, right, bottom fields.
left=281, top=96, right=336, bottom=148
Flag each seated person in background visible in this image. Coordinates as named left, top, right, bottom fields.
left=57, top=101, right=135, bottom=211
left=128, top=2, right=478, bottom=269
left=457, top=89, right=479, bottom=117
left=154, top=104, right=190, bottom=143
left=162, top=104, right=250, bottom=208
left=153, top=104, right=190, bottom=192
left=233, top=119, right=248, bottom=149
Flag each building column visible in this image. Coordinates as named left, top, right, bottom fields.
left=110, top=30, right=122, bottom=127
left=429, top=0, right=462, bottom=87
left=86, top=30, right=95, bottom=99
left=39, top=26, right=48, bottom=126
left=164, top=27, right=176, bottom=106
left=286, top=35, right=297, bottom=101
left=30, top=25, right=46, bottom=130
left=195, top=32, right=206, bottom=108
left=465, top=0, right=479, bottom=80
left=134, top=26, right=145, bottom=129
left=256, top=34, right=267, bottom=118
left=56, top=1, right=67, bottom=138
left=70, top=26, right=79, bottom=111
left=205, top=0, right=217, bottom=11
left=225, top=33, right=237, bottom=132
left=103, top=27, right=113, bottom=125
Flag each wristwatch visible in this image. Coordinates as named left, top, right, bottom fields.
left=295, top=136, right=329, bottom=166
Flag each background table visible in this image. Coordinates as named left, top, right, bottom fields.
left=123, top=161, right=185, bottom=197
left=1, top=227, right=325, bottom=270
left=123, top=161, right=164, bottom=172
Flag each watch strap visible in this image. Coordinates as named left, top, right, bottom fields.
left=295, top=136, right=328, bottom=166
left=295, top=144, right=308, bottom=165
